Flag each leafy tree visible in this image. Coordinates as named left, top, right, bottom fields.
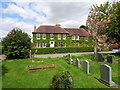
left=2, top=28, right=31, bottom=59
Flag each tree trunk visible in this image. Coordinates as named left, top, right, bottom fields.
left=94, top=37, right=97, bottom=59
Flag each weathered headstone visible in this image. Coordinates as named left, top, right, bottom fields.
left=68, top=54, right=72, bottom=64
left=97, top=53, right=104, bottom=62
left=107, top=56, right=113, bottom=63
left=100, top=64, right=116, bottom=87
left=83, top=60, right=89, bottom=74
left=76, top=58, right=80, bottom=67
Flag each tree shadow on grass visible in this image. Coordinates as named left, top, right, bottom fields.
left=1, top=64, right=8, bottom=77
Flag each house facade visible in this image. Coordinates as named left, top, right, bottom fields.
left=32, top=24, right=93, bottom=48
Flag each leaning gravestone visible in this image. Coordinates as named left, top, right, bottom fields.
left=76, top=58, right=80, bottom=67
left=97, top=53, right=104, bottom=62
left=68, top=54, right=72, bottom=64
left=100, top=64, right=116, bottom=87
left=83, top=60, right=90, bottom=74
left=107, top=56, right=113, bottom=63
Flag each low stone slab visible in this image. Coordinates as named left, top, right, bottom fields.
left=28, top=64, right=56, bottom=70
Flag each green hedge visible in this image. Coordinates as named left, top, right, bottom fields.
left=32, top=47, right=94, bottom=54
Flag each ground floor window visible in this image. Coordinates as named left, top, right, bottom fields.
left=57, top=42, right=61, bottom=47
left=76, top=43, right=79, bottom=46
left=42, top=42, right=46, bottom=47
left=63, top=42, right=66, bottom=47
left=36, top=42, right=40, bottom=48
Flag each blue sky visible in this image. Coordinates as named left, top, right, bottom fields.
left=0, top=0, right=113, bottom=39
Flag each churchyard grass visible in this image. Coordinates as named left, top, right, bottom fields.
left=2, top=54, right=119, bottom=88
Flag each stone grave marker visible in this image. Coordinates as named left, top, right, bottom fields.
left=97, top=53, right=104, bottom=62
left=100, top=64, right=116, bottom=87
left=68, top=54, right=72, bottom=64
left=76, top=58, right=80, bottom=67
left=107, top=56, right=113, bottom=63
left=83, top=60, right=90, bottom=74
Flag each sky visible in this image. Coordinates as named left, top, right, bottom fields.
left=0, top=0, right=114, bottom=40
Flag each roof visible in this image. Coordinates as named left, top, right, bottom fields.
left=32, top=25, right=69, bottom=34
left=64, top=28, right=90, bottom=37
left=32, top=25, right=90, bottom=37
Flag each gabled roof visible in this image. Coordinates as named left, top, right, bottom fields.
left=32, top=25, right=69, bottom=34
left=64, top=28, right=90, bottom=37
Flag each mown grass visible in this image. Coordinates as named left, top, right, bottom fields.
left=2, top=54, right=120, bottom=88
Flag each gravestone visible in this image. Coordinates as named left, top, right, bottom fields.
left=100, top=64, right=116, bottom=87
left=68, top=54, right=72, bottom=64
left=76, top=58, right=80, bottom=67
left=107, top=56, right=113, bottom=63
left=97, top=53, right=104, bottom=62
left=83, top=60, right=89, bottom=74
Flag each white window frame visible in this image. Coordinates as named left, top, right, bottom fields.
left=63, top=34, right=66, bottom=40
left=36, top=34, right=40, bottom=39
left=76, top=35, right=79, bottom=40
left=36, top=42, right=40, bottom=48
left=58, top=34, right=61, bottom=40
left=72, top=35, right=75, bottom=40
left=63, top=42, right=66, bottom=47
left=42, top=42, right=46, bottom=47
left=42, top=34, right=46, bottom=39
left=50, top=34, right=54, bottom=39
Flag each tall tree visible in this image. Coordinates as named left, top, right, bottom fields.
left=2, top=28, right=31, bottom=59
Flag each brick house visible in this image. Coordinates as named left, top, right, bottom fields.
left=32, top=24, right=93, bottom=48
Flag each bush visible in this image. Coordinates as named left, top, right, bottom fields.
left=2, top=28, right=31, bottom=59
left=51, top=71, right=73, bottom=89
left=32, top=47, right=94, bottom=54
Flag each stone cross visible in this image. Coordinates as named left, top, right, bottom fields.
left=107, top=56, right=113, bottom=63
left=100, top=64, right=116, bottom=87
left=76, top=58, right=80, bottom=67
left=83, top=60, right=89, bottom=74
left=97, top=53, right=104, bottom=62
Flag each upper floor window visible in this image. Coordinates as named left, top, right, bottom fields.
left=72, top=35, right=75, bottom=40
left=76, top=35, right=79, bottom=40
left=36, top=34, right=40, bottom=39
left=63, top=34, right=66, bottom=40
left=58, top=34, right=61, bottom=40
left=50, top=34, right=54, bottom=39
left=42, top=34, right=46, bottom=39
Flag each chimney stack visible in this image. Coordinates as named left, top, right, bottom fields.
left=34, top=25, right=36, bottom=32
left=56, top=24, right=61, bottom=27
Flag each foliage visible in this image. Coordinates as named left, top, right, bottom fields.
left=32, top=47, right=94, bottom=54
left=52, top=71, right=73, bottom=89
left=2, top=28, right=31, bottom=59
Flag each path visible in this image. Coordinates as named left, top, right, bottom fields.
left=34, top=51, right=116, bottom=58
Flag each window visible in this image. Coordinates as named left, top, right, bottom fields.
left=76, top=35, right=79, bottom=40
left=36, top=34, right=40, bottom=39
left=36, top=42, right=40, bottom=48
left=58, top=34, right=61, bottom=40
left=72, top=35, right=75, bottom=40
left=57, top=42, right=61, bottom=47
left=76, top=43, right=79, bottom=47
left=42, top=42, right=46, bottom=47
left=63, top=42, right=66, bottom=47
left=42, top=34, right=46, bottom=39
left=86, top=42, right=88, bottom=46
left=72, top=43, right=75, bottom=46
left=85, top=37, right=88, bottom=41
left=50, top=34, right=54, bottom=39
left=63, top=34, right=66, bottom=40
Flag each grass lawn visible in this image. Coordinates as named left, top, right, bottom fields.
left=2, top=54, right=120, bottom=88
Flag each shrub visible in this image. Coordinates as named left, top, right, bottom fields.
left=2, top=28, right=31, bottom=59
left=32, top=47, right=94, bottom=54
left=51, top=71, right=73, bottom=89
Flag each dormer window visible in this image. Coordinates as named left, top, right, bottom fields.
left=63, top=34, right=66, bottom=40
left=76, top=35, right=79, bottom=40
left=58, top=34, right=61, bottom=40
left=42, top=34, right=46, bottom=39
left=36, top=34, right=40, bottom=39
left=50, top=34, right=54, bottom=39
